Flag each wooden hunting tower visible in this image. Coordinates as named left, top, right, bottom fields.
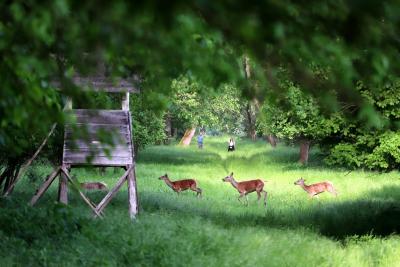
left=30, top=75, right=140, bottom=219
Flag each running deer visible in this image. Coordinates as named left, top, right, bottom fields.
left=159, top=174, right=202, bottom=197
left=294, top=178, right=337, bottom=198
left=222, top=172, right=267, bottom=206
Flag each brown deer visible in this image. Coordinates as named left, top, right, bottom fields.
left=222, top=172, right=267, bottom=206
left=294, top=178, right=337, bottom=198
left=80, top=182, right=108, bottom=191
left=159, top=174, right=202, bottom=197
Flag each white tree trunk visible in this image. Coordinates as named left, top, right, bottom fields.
left=179, top=128, right=196, bottom=146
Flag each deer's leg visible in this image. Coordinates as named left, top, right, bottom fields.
left=238, top=192, right=245, bottom=204
left=263, top=191, right=268, bottom=206
left=175, top=188, right=181, bottom=196
left=197, top=188, right=202, bottom=198
left=256, top=190, right=261, bottom=202
left=328, top=186, right=338, bottom=197
left=194, top=187, right=202, bottom=197
left=190, top=185, right=202, bottom=198
left=244, top=194, right=249, bottom=206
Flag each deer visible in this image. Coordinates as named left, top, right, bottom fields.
left=222, top=172, right=267, bottom=206
left=159, top=174, right=202, bottom=197
left=80, top=181, right=108, bottom=191
left=294, top=178, right=337, bottom=198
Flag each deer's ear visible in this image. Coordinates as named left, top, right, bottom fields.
left=165, top=173, right=168, bottom=177
left=230, top=172, right=234, bottom=176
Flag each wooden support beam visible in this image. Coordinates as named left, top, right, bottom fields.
left=127, top=164, right=138, bottom=219
left=58, top=99, right=72, bottom=204
left=60, top=167, right=103, bottom=218
left=122, top=92, right=130, bottom=111
left=65, top=97, right=72, bottom=109
left=95, top=165, right=133, bottom=216
left=30, top=167, right=60, bottom=206
left=126, top=108, right=138, bottom=219
left=58, top=165, right=69, bottom=204
left=4, top=123, right=58, bottom=197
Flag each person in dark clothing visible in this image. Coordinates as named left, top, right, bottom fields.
left=228, top=138, right=235, bottom=152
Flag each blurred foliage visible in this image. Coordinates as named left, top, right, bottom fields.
left=1, top=0, right=400, bottom=173
left=0, top=0, right=241, bottom=166
left=190, top=0, right=400, bottom=108
left=324, top=80, right=400, bottom=170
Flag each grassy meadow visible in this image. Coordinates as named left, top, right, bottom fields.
left=1, top=136, right=400, bottom=266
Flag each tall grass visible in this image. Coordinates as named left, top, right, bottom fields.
left=1, top=136, right=400, bottom=266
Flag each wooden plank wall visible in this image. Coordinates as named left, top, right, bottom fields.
left=63, top=109, right=133, bottom=166
left=51, top=76, right=140, bottom=93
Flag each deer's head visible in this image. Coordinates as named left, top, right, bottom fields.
left=222, top=172, right=234, bottom=182
left=294, top=178, right=305, bottom=185
left=159, top=173, right=168, bottom=180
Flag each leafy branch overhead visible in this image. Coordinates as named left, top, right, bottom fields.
left=1, top=0, right=400, bottom=171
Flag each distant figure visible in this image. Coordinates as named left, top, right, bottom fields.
left=197, top=133, right=204, bottom=149
left=228, top=137, right=235, bottom=152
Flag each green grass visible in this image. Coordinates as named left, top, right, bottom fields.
left=1, top=136, right=400, bottom=266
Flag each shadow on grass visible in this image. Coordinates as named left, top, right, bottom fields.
left=3, top=184, right=399, bottom=245
left=140, top=185, right=400, bottom=240
left=0, top=193, right=90, bottom=245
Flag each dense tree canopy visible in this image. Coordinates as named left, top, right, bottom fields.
left=258, top=81, right=343, bottom=163
left=1, top=0, right=400, bottom=179
left=170, top=77, right=243, bottom=133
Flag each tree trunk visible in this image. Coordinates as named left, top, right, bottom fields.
left=179, top=128, right=196, bottom=146
left=243, top=55, right=251, bottom=79
left=266, top=135, right=277, bottom=148
left=164, top=113, right=172, bottom=138
left=299, top=139, right=311, bottom=164
left=250, top=129, right=256, bottom=141
left=246, top=103, right=257, bottom=141
left=243, top=56, right=259, bottom=141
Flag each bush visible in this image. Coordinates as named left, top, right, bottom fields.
left=325, top=131, right=400, bottom=170
left=365, top=131, right=400, bottom=170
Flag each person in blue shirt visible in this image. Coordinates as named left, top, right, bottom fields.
left=197, top=133, right=204, bottom=149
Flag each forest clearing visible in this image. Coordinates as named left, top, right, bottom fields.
left=1, top=137, right=399, bottom=266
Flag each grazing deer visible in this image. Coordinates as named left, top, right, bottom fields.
left=80, top=182, right=108, bottom=191
left=159, top=174, right=202, bottom=197
left=294, top=178, right=337, bottom=198
left=222, top=172, right=267, bottom=206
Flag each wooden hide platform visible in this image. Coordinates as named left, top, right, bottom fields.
left=63, top=109, right=133, bottom=166
left=30, top=91, right=139, bottom=219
